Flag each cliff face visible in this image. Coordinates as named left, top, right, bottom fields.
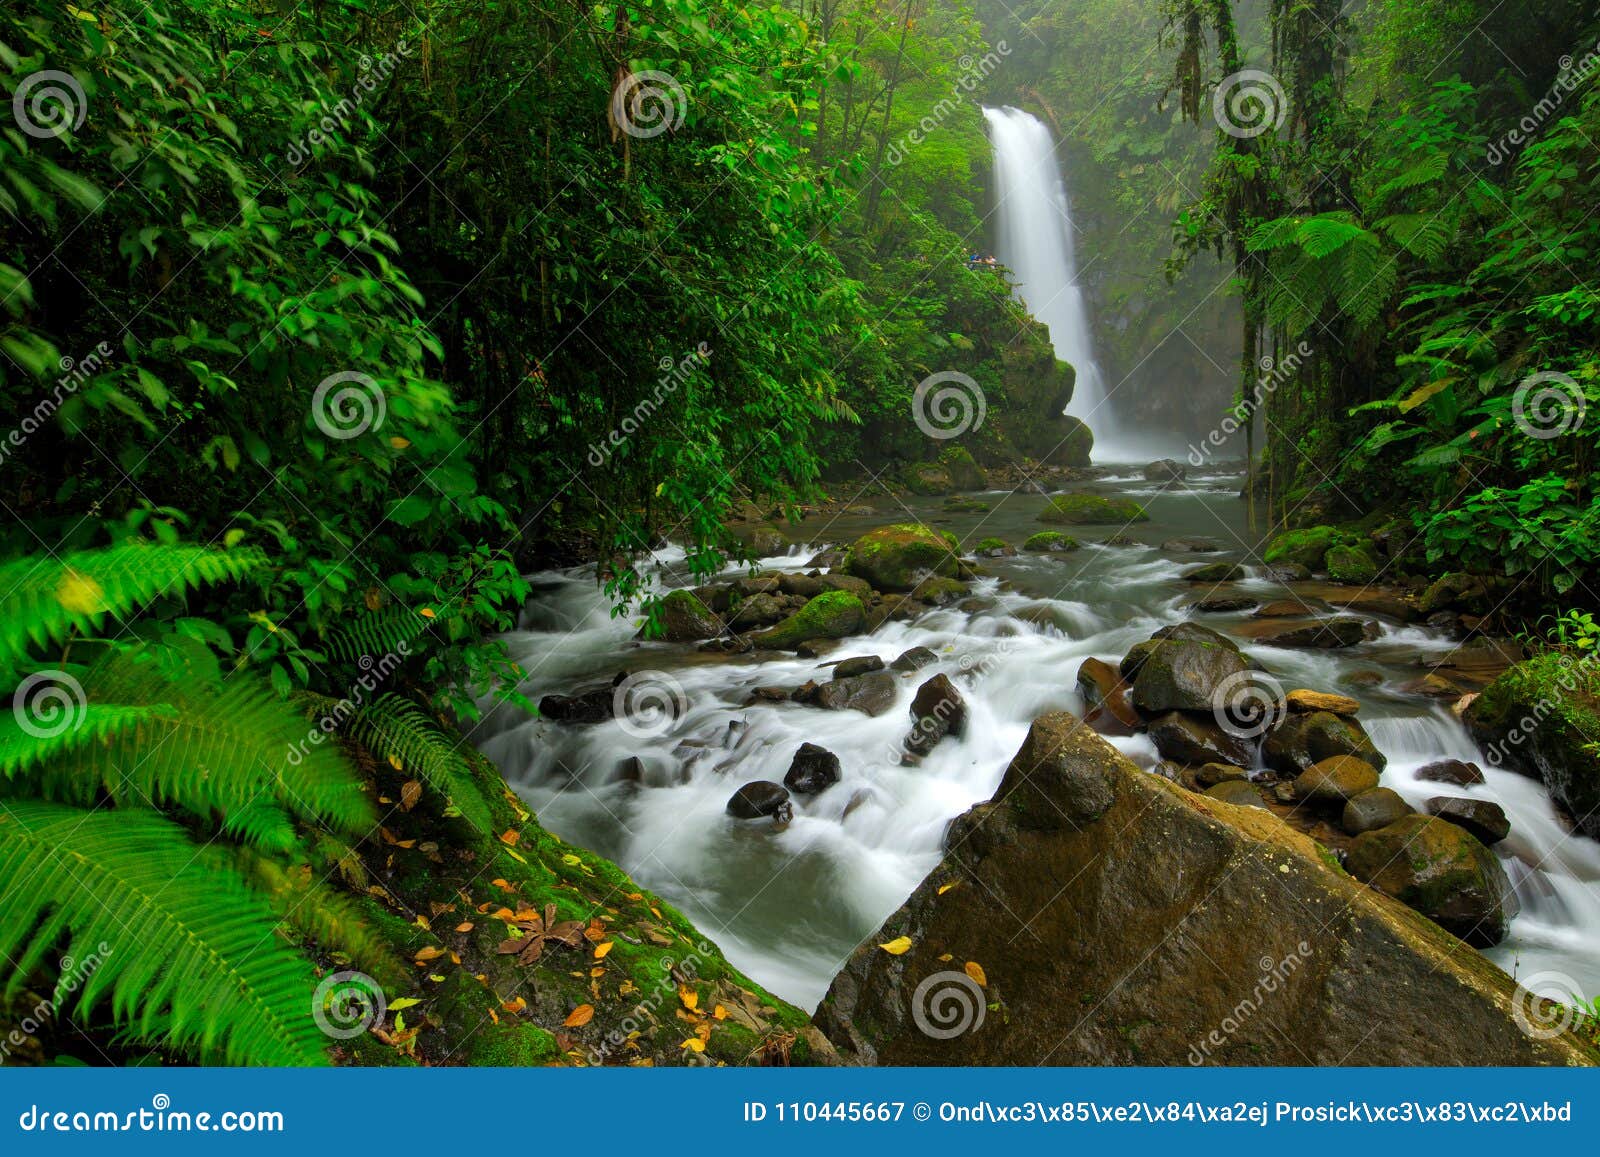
left=815, top=712, right=1597, bottom=1066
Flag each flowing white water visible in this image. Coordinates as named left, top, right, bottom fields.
left=983, top=106, right=1134, bottom=459
left=478, top=479, right=1600, bottom=1012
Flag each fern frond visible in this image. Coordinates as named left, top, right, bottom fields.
left=0, top=544, right=266, bottom=667
left=1295, top=213, right=1369, bottom=258
left=0, top=801, right=330, bottom=1066
left=1373, top=150, right=1450, bottom=203
left=0, top=704, right=178, bottom=779
left=1378, top=212, right=1454, bottom=262
left=324, top=607, right=432, bottom=664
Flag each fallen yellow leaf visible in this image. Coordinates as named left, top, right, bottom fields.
left=680, top=1037, right=706, bottom=1053
left=413, top=946, right=445, bottom=963
left=965, top=961, right=987, bottom=986
left=878, top=936, right=912, bottom=955
left=679, top=985, right=699, bottom=1011
left=564, top=1004, right=595, bottom=1027
left=594, top=941, right=614, bottom=959
left=937, top=881, right=958, bottom=895
left=499, top=829, right=520, bottom=846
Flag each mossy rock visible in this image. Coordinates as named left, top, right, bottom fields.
left=844, top=524, right=959, bottom=592
left=903, top=463, right=953, bottom=496
left=1263, top=525, right=1341, bottom=570
left=974, top=537, right=1008, bottom=553
left=943, top=496, right=991, bottom=513
left=937, top=445, right=987, bottom=491
left=1038, top=492, right=1149, bottom=525
left=1182, top=561, right=1244, bottom=582
left=644, top=589, right=723, bottom=642
left=1346, top=815, right=1513, bottom=946
left=752, top=590, right=866, bottom=649
left=1023, top=531, right=1080, bottom=552
left=1325, top=544, right=1378, bottom=584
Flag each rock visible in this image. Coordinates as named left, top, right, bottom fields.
left=942, top=496, right=991, bottom=513
left=1099, top=533, right=1140, bottom=547
left=903, top=463, right=953, bottom=496
left=1264, top=710, right=1386, bottom=776
left=1182, top=562, right=1245, bottom=582
left=815, top=714, right=1588, bottom=1065
left=1193, top=596, right=1256, bottom=613
left=794, top=638, right=838, bottom=659
left=971, top=537, right=1014, bottom=558
left=1254, top=599, right=1317, bottom=618
left=832, top=655, right=885, bottom=679
left=729, top=592, right=787, bottom=629
left=615, top=755, right=645, bottom=784
left=1340, top=669, right=1385, bottom=688
left=649, top=589, right=724, bottom=641
left=1074, top=657, right=1140, bottom=733
left=1466, top=655, right=1600, bottom=840
left=816, top=573, right=874, bottom=601
left=938, top=445, right=988, bottom=491
left=891, top=646, right=938, bottom=672
left=1204, top=780, right=1268, bottom=809
left=1285, top=689, right=1360, bottom=716
left=748, top=686, right=790, bottom=703
left=1426, top=797, right=1511, bottom=845
left=726, top=781, right=792, bottom=821
left=1263, top=526, right=1342, bottom=570
left=783, top=744, right=842, bottom=796
left=1342, top=787, right=1413, bottom=834
left=1143, top=459, right=1188, bottom=484
left=1325, top=544, right=1378, bottom=584
left=1162, top=537, right=1220, bottom=553
left=1292, top=756, right=1380, bottom=805
left=1130, top=632, right=1248, bottom=715
left=1319, top=589, right=1420, bottom=622
left=732, top=574, right=782, bottom=597
left=1418, top=571, right=1493, bottom=614
left=1038, top=492, right=1149, bottom=525
left=806, top=548, right=847, bottom=569
left=1401, top=673, right=1463, bottom=699
left=905, top=674, right=967, bottom=757
left=1196, top=762, right=1250, bottom=786
left=910, top=575, right=967, bottom=606
left=1346, top=816, right=1513, bottom=946
left=1148, top=712, right=1255, bottom=767
left=1416, top=759, right=1485, bottom=787
left=1250, top=617, right=1368, bottom=649
left=751, top=591, right=866, bottom=650
left=742, top=525, right=788, bottom=556
left=778, top=573, right=824, bottom=599
left=1022, top=531, right=1080, bottom=553
left=844, top=525, right=959, bottom=592
left=810, top=671, right=898, bottom=716
left=539, top=686, right=614, bottom=723
left=1264, top=563, right=1312, bottom=583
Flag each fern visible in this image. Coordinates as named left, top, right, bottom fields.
left=325, top=607, right=432, bottom=664
left=0, top=544, right=266, bottom=667
left=0, top=802, right=331, bottom=1066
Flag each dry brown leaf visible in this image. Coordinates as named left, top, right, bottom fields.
left=400, top=780, right=422, bottom=812
left=564, top=1004, right=595, bottom=1027
left=413, top=946, right=445, bottom=963
left=454, top=922, right=474, bottom=933
left=499, top=829, right=520, bottom=846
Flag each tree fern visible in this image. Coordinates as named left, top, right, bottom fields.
left=0, top=544, right=266, bottom=667
left=0, top=802, right=330, bottom=1066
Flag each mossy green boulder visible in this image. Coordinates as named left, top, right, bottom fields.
left=752, top=590, right=865, bottom=650
left=645, top=588, right=723, bottom=641
left=1346, top=815, right=1513, bottom=946
left=1263, top=525, right=1341, bottom=570
left=1038, top=492, right=1148, bottom=525
left=903, top=463, right=952, bottom=496
left=1023, top=531, right=1080, bottom=552
left=844, top=524, right=959, bottom=592
left=937, top=445, right=987, bottom=490
left=1325, top=543, right=1378, bottom=584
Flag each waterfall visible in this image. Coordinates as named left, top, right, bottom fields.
left=982, top=106, right=1130, bottom=459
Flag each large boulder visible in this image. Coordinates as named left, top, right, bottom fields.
left=1262, top=525, right=1341, bottom=570
left=1466, top=655, right=1600, bottom=840
left=1147, top=712, right=1254, bottom=767
left=1129, top=632, right=1248, bottom=715
left=1249, top=617, right=1369, bottom=648
left=1341, top=787, right=1413, bottom=835
left=808, top=671, right=898, bottom=717
left=1325, top=544, right=1378, bottom=584
left=751, top=591, right=866, bottom=650
left=903, top=463, right=953, bottom=496
left=1074, top=657, right=1139, bottom=733
left=1346, top=815, right=1514, bottom=947
left=844, top=525, right=959, bottom=593
left=648, top=589, right=724, bottom=641
left=1291, top=755, right=1379, bottom=806
left=1426, top=797, right=1511, bottom=845
left=1038, top=493, right=1148, bottom=525
left=937, top=445, right=988, bottom=491
left=905, top=674, right=967, bottom=757
left=815, top=713, right=1593, bottom=1065
left=1022, top=531, right=1080, bottom=553
left=1143, top=459, right=1187, bottom=485
left=1263, top=710, right=1386, bottom=776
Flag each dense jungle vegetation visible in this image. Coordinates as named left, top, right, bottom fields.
left=1, top=0, right=1597, bottom=1065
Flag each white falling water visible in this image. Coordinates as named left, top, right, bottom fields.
left=983, top=106, right=1131, bottom=459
